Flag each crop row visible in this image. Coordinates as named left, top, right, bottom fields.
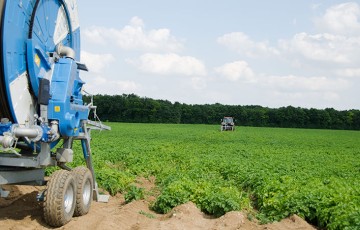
left=63, top=123, right=360, bottom=229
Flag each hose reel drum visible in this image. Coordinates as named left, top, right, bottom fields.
left=0, top=0, right=110, bottom=227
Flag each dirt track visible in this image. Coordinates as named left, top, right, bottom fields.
left=0, top=181, right=316, bottom=230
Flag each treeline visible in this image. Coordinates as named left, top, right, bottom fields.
left=85, top=94, right=360, bottom=130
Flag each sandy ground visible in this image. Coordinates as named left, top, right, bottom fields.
left=0, top=178, right=316, bottom=230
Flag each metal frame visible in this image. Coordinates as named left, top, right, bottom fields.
left=0, top=116, right=110, bottom=202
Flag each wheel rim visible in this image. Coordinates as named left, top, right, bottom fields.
left=83, top=179, right=91, bottom=206
left=64, top=184, right=74, bottom=214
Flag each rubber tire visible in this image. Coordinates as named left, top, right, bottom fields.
left=44, top=170, right=76, bottom=227
left=72, top=166, right=93, bottom=217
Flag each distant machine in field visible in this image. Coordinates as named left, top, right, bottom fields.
left=221, top=117, right=235, bottom=131
left=0, top=0, right=109, bottom=227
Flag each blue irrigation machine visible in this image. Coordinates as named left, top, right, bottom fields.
left=0, top=0, right=110, bottom=226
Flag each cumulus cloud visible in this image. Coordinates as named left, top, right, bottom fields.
left=80, top=3, right=359, bottom=109
left=270, top=91, right=342, bottom=107
left=83, top=76, right=140, bottom=94
left=83, top=17, right=183, bottom=52
left=265, top=75, right=349, bottom=92
left=315, top=2, right=360, bottom=36
left=258, top=74, right=350, bottom=107
left=217, top=3, right=360, bottom=68
left=336, top=68, right=360, bottom=77
left=191, top=77, right=207, bottom=90
left=129, top=53, right=207, bottom=76
left=83, top=28, right=107, bottom=45
left=278, top=2, right=360, bottom=71
left=215, top=61, right=256, bottom=82
left=279, top=33, right=360, bottom=65
left=81, top=51, right=115, bottom=73
left=116, top=80, right=140, bottom=91
left=217, top=32, right=279, bottom=57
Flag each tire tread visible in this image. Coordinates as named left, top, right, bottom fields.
left=72, top=166, right=93, bottom=217
left=43, top=170, right=75, bottom=227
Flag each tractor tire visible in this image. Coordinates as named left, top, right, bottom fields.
left=72, top=166, right=93, bottom=217
left=43, top=170, right=76, bottom=227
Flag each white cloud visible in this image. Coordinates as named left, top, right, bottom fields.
left=79, top=3, right=359, bottom=109
left=323, top=92, right=341, bottom=101
left=260, top=75, right=351, bottom=108
left=217, top=32, right=279, bottom=57
left=191, top=77, right=207, bottom=90
left=81, top=51, right=115, bottom=73
left=83, top=17, right=183, bottom=52
left=265, top=75, right=349, bottom=92
left=336, top=68, right=360, bottom=77
left=83, top=76, right=140, bottom=95
left=278, top=3, right=360, bottom=73
left=215, top=61, right=256, bottom=82
left=129, top=53, right=207, bottom=76
left=315, top=2, right=360, bottom=36
left=129, top=16, right=145, bottom=27
left=270, top=91, right=342, bottom=108
left=116, top=80, right=140, bottom=91
left=83, top=28, right=107, bottom=45
left=279, top=32, right=360, bottom=65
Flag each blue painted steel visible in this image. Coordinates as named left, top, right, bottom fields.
left=81, top=139, right=89, bottom=159
left=40, top=124, right=51, bottom=142
left=0, top=121, right=11, bottom=136
left=1, top=0, right=87, bottom=139
left=1, top=0, right=34, bottom=121
left=47, top=57, right=88, bottom=136
left=1, top=0, right=81, bottom=123
left=26, top=40, right=53, bottom=97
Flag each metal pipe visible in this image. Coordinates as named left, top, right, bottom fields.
left=56, top=44, right=75, bottom=60
left=12, top=125, right=43, bottom=142
left=0, top=135, right=15, bottom=148
left=13, top=127, right=39, bottom=138
left=0, top=136, right=4, bottom=145
left=49, top=121, right=60, bottom=142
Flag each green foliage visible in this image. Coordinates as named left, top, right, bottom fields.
left=125, top=185, right=145, bottom=203
left=152, top=178, right=195, bottom=213
left=139, top=210, right=156, bottom=219
left=195, top=185, right=243, bottom=217
left=85, top=94, right=360, bottom=130
left=95, top=167, right=134, bottom=196
left=151, top=178, right=244, bottom=216
left=44, top=166, right=60, bottom=176
left=70, top=123, right=360, bottom=229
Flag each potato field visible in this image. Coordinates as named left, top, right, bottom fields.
left=65, top=123, right=360, bottom=229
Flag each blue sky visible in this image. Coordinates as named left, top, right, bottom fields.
left=77, top=1, right=360, bottom=110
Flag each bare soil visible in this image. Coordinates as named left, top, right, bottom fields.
left=0, top=178, right=316, bottom=230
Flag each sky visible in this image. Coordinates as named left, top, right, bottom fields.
left=77, top=0, right=360, bottom=110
